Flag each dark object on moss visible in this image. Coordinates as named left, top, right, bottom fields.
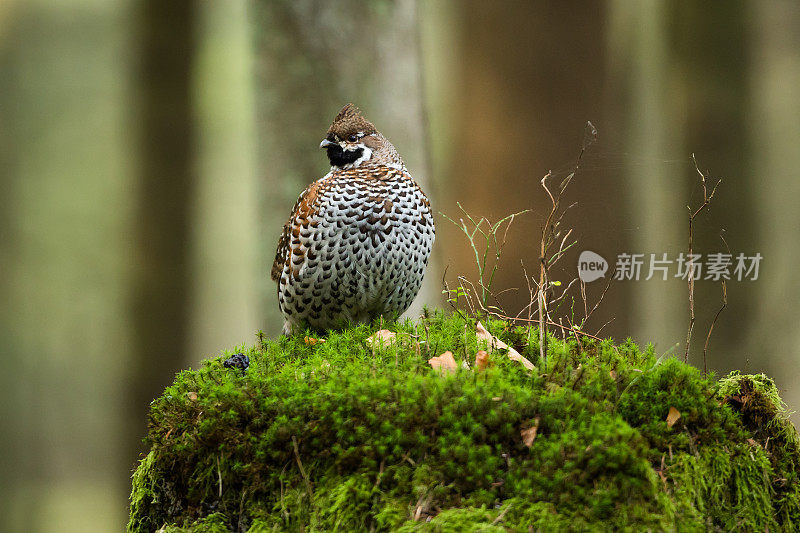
left=222, top=353, right=249, bottom=375
left=128, top=312, right=800, bottom=532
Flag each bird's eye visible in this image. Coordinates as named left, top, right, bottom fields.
left=347, top=134, right=358, bottom=142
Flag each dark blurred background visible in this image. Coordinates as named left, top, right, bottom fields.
left=1, top=1, right=798, bottom=530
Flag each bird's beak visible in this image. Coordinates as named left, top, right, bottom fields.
left=319, top=139, right=334, bottom=149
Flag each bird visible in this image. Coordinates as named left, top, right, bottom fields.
left=271, top=104, right=435, bottom=334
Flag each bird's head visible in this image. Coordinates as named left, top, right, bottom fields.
left=320, top=104, right=402, bottom=170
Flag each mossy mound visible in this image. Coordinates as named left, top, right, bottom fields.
left=129, top=312, right=800, bottom=532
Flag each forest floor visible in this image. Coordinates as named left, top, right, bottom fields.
left=129, top=311, right=800, bottom=532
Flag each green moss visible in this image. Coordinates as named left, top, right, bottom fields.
left=128, top=312, right=800, bottom=532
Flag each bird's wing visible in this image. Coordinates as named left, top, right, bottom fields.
left=271, top=221, right=291, bottom=282
left=271, top=178, right=326, bottom=282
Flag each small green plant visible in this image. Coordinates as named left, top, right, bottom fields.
left=440, top=285, right=467, bottom=306
left=440, top=203, right=529, bottom=310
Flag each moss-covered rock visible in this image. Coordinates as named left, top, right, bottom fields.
left=128, top=312, right=800, bottom=532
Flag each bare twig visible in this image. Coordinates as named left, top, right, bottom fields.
left=703, top=232, right=729, bottom=373
left=580, top=280, right=589, bottom=320
left=492, top=502, right=514, bottom=525
left=539, top=172, right=555, bottom=365
left=564, top=313, right=584, bottom=352
left=292, top=436, right=313, bottom=499
left=596, top=317, right=616, bottom=336
left=216, top=454, right=223, bottom=498
left=703, top=282, right=727, bottom=373
left=536, top=121, right=598, bottom=365
left=372, top=459, right=385, bottom=490
left=581, top=271, right=614, bottom=328
left=279, top=463, right=290, bottom=522
left=547, top=278, right=580, bottom=312
left=486, top=309, right=606, bottom=344
left=684, top=154, right=722, bottom=362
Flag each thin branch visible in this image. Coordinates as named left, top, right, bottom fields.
left=596, top=316, right=616, bottom=336
left=292, top=436, right=313, bottom=499
left=703, top=232, right=730, bottom=373
left=487, top=310, right=606, bottom=343
left=703, top=282, right=727, bottom=374
left=684, top=154, right=722, bottom=362
left=492, top=502, right=514, bottom=525
left=216, top=454, right=223, bottom=498
left=564, top=313, right=584, bottom=352
left=536, top=121, right=598, bottom=365
left=538, top=172, right=555, bottom=366
left=582, top=271, right=614, bottom=327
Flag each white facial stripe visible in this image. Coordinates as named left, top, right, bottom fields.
left=338, top=142, right=373, bottom=170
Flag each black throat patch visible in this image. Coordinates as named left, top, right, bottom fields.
left=326, top=145, right=364, bottom=168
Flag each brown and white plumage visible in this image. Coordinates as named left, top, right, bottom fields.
left=272, top=104, right=435, bottom=334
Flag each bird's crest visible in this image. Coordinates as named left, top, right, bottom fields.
left=326, top=103, right=377, bottom=140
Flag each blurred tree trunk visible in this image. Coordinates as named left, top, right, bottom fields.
left=189, top=0, right=260, bottom=363
left=748, top=0, right=800, bottom=425
left=0, top=1, right=132, bottom=530
left=252, top=0, right=437, bottom=333
left=128, top=0, right=197, bottom=468
left=607, top=1, right=756, bottom=366
left=606, top=0, right=685, bottom=351
left=665, top=1, right=755, bottom=368
left=440, top=2, right=627, bottom=337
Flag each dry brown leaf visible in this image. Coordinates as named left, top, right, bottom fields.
left=428, top=351, right=458, bottom=374
left=609, top=370, right=617, bottom=380
left=747, top=438, right=760, bottom=447
left=521, top=417, right=541, bottom=447
left=475, top=350, right=490, bottom=371
left=365, top=329, right=397, bottom=349
left=666, top=406, right=681, bottom=428
left=187, top=392, right=198, bottom=401
left=303, top=336, right=326, bottom=345
left=475, top=321, right=535, bottom=370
